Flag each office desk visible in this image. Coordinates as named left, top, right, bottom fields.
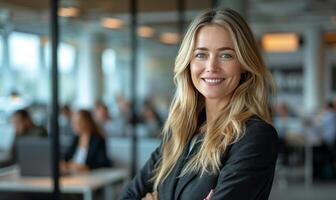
left=0, top=166, right=128, bottom=200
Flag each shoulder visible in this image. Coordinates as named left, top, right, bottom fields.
left=227, top=117, right=279, bottom=165
left=244, top=117, right=278, bottom=142
left=31, top=125, right=47, bottom=137
left=90, top=133, right=106, bottom=145
left=245, top=117, right=278, bottom=140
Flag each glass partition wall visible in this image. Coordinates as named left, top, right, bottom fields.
left=1, top=1, right=336, bottom=199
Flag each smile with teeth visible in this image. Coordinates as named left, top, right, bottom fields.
left=202, top=78, right=225, bottom=84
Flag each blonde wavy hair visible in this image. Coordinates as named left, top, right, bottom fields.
left=153, top=8, right=275, bottom=190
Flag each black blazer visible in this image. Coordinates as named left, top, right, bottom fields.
left=119, top=118, right=278, bottom=200
left=64, top=133, right=111, bottom=169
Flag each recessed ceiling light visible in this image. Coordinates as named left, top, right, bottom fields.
left=137, top=26, right=155, bottom=38
left=159, top=32, right=180, bottom=44
left=262, top=33, right=299, bottom=53
left=101, top=18, right=123, bottom=29
left=58, top=7, right=79, bottom=17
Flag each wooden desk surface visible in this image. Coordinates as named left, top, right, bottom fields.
left=0, top=166, right=128, bottom=193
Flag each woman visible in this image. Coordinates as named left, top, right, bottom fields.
left=138, top=99, right=163, bottom=137
left=120, top=8, right=278, bottom=200
left=61, top=110, right=111, bottom=173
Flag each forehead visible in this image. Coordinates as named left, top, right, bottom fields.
left=194, top=25, right=234, bottom=49
left=12, top=114, right=24, bottom=120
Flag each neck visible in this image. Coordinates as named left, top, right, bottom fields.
left=205, top=98, right=229, bottom=122
left=81, top=131, right=90, bottom=137
left=79, top=132, right=90, bottom=147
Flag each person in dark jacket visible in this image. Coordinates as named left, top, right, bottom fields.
left=8, top=109, right=48, bottom=164
left=119, top=8, right=278, bottom=200
left=11, top=109, right=47, bottom=137
left=61, top=110, right=111, bottom=173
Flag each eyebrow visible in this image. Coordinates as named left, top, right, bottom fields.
left=194, top=47, right=235, bottom=51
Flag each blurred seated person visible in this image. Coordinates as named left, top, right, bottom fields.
left=60, top=105, right=75, bottom=136
left=273, top=102, right=304, bottom=165
left=59, top=105, right=75, bottom=155
left=116, top=95, right=132, bottom=136
left=8, top=109, right=47, bottom=164
left=61, top=110, right=111, bottom=174
left=137, top=99, right=163, bottom=137
left=312, top=101, right=336, bottom=179
left=94, top=101, right=123, bottom=137
left=11, top=109, right=48, bottom=137
left=116, top=95, right=132, bottom=121
left=316, top=102, right=336, bottom=147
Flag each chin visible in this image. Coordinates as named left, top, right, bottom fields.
left=202, top=93, right=223, bottom=100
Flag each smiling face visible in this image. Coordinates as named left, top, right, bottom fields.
left=190, top=25, right=243, bottom=105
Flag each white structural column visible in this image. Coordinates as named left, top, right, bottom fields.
left=77, top=30, right=105, bottom=108
left=1, top=27, right=16, bottom=96
left=303, top=26, right=325, bottom=113
left=2, top=29, right=9, bottom=69
left=37, top=36, right=49, bottom=102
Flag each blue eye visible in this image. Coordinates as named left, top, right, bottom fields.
left=220, top=53, right=233, bottom=59
left=195, top=53, right=206, bottom=59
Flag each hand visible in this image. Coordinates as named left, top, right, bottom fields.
left=62, top=161, right=89, bottom=174
left=59, top=160, right=67, bottom=173
left=141, top=192, right=159, bottom=200
left=203, top=189, right=214, bottom=200
left=68, top=162, right=89, bottom=173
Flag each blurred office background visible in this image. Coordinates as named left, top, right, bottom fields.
left=0, top=0, right=336, bottom=199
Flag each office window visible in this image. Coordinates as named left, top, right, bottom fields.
left=9, top=32, right=39, bottom=72
left=44, top=42, right=76, bottom=74
left=102, top=48, right=116, bottom=75
left=102, top=48, right=118, bottom=101
left=44, top=42, right=76, bottom=103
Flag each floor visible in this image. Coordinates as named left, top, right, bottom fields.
left=270, top=169, right=336, bottom=200
left=270, top=183, right=336, bottom=200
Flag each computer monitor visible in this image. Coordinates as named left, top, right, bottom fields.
left=16, top=137, right=52, bottom=177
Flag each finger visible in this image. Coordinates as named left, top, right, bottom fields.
left=153, top=191, right=159, bottom=200
left=141, top=193, right=152, bottom=200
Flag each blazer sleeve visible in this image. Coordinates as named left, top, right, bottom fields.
left=119, top=142, right=163, bottom=200
left=64, top=136, right=78, bottom=162
left=86, top=136, right=111, bottom=169
left=211, top=121, right=278, bottom=200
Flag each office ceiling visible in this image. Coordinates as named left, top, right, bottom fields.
left=0, top=0, right=211, bottom=15
left=0, top=0, right=335, bottom=39
left=0, top=0, right=211, bottom=38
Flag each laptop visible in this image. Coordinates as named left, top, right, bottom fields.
left=16, top=137, right=53, bottom=177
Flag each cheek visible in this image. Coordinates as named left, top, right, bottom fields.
left=226, top=63, right=243, bottom=78
left=190, top=63, right=201, bottom=83
left=72, top=121, right=80, bottom=132
left=232, top=74, right=243, bottom=90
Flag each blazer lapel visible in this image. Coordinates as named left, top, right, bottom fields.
left=175, top=169, right=198, bottom=199
left=174, top=140, right=202, bottom=199
left=174, top=139, right=232, bottom=200
left=159, top=144, right=190, bottom=200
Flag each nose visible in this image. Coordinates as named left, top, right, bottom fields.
left=205, top=56, right=218, bottom=72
